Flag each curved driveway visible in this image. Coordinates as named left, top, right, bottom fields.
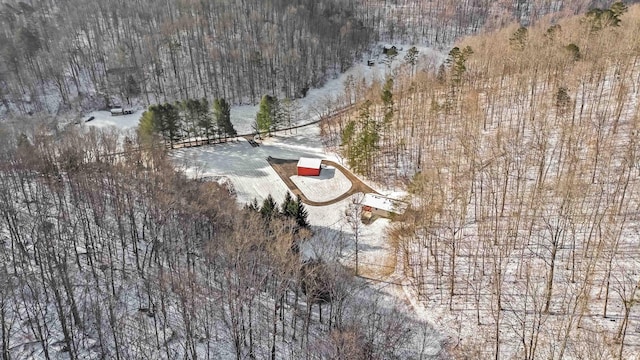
left=267, top=157, right=378, bottom=206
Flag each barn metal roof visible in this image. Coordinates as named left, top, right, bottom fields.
left=297, top=157, right=322, bottom=169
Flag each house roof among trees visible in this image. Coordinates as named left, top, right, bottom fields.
left=361, top=193, right=408, bottom=215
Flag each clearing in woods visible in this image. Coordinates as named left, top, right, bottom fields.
left=267, top=157, right=379, bottom=206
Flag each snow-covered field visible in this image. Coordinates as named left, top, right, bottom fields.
left=77, top=47, right=443, bottom=354
left=84, top=109, right=145, bottom=130
left=89, top=43, right=434, bottom=286
left=290, top=165, right=351, bottom=202
left=172, top=127, right=338, bottom=205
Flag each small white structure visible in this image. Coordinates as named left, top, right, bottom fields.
left=110, top=107, right=134, bottom=116
left=297, top=157, right=322, bottom=176
left=110, top=107, right=124, bottom=116
left=360, top=193, right=408, bottom=220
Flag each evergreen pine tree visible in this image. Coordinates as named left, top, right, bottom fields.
left=294, top=195, right=309, bottom=228
left=509, top=27, right=528, bottom=51
left=610, top=1, right=628, bottom=19
left=583, top=2, right=627, bottom=32
left=137, top=109, right=157, bottom=142
left=260, top=194, right=278, bottom=220
left=446, top=46, right=473, bottom=86
left=381, top=76, right=394, bottom=125
left=269, top=96, right=283, bottom=134
left=341, top=101, right=378, bottom=175
left=196, top=98, right=214, bottom=140
left=256, top=95, right=272, bottom=135
left=177, top=100, right=193, bottom=139
left=544, top=24, right=561, bottom=42
left=565, top=44, right=581, bottom=61
left=281, top=192, right=296, bottom=218
left=161, top=102, right=180, bottom=144
left=341, top=119, right=358, bottom=171
left=404, top=46, right=419, bottom=74
left=256, top=95, right=279, bottom=136
left=343, top=100, right=379, bottom=176
left=213, top=98, right=236, bottom=139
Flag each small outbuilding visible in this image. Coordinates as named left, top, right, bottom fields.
left=382, top=45, right=398, bottom=55
left=110, top=106, right=133, bottom=116
left=110, top=107, right=124, bottom=116
left=297, top=157, right=322, bottom=176
left=360, top=193, right=408, bottom=221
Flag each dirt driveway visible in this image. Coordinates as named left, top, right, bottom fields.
left=267, top=157, right=378, bottom=206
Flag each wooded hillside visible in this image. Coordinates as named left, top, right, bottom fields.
left=324, top=2, right=640, bottom=358
left=0, top=0, right=376, bottom=114
left=0, top=124, right=441, bottom=359
left=3, top=0, right=638, bottom=116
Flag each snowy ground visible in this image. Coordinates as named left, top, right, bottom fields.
left=75, top=44, right=441, bottom=136
left=290, top=165, right=351, bottom=202
left=85, top=43, right=434, bottom=287
left=230, top=44, right=443, bottom=134
left=79, top=46, right=443, bottom=351
left=172, top=127, right=339, bottom=205
left=83, top=109, right=145, bottom=130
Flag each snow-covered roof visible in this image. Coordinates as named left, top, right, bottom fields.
left=297, top=157, right=322, bottom=169
left=361, top=193, right=408, bottom=215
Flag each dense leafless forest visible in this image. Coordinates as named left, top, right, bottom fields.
left=2, top=0, right=638, bottom=115
left=324, top=2, right=640, bottom=358
left=3, top=0, right=640, bottom=359
left=0, top=124, right=443, bottom=359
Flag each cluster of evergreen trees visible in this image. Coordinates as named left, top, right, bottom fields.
left=254, top=95, right=298, bottom=137
left=340, top=77, right=394, bottom=176
left=138, top=98, right=236, bottom=145
left=583, top=1, right=628, bottom=32
left=247, top=192, right=309, bottom=231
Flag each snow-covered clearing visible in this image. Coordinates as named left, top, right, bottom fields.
left=76, top=47, right=444, bottom=355
left=84, top=109, right=145, bottom=130
left=170, top=118, right=435, bottom=337
left=291, top=165, right=351, bottom=202
left=172, top=127, right=337, bottom=205
left=88, top=44, right=436, bottom=292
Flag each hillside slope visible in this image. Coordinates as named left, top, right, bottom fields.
left=324, top=3, right=640, bottom=358
left=0, top=125, right=443, bottom=359
left=3, top=0, right=638, bottom=117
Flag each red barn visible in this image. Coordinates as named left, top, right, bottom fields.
left=297, top=157, right=322, bottom=176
